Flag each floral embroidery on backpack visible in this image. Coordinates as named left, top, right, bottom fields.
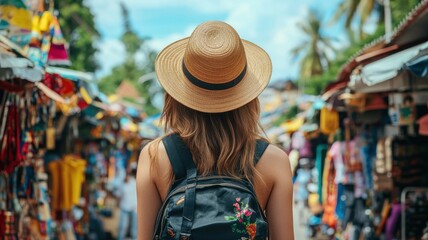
left=224, top=198, right=257, bottom=240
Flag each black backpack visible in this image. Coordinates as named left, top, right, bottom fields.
left=153, top=133, right=270, bottom=240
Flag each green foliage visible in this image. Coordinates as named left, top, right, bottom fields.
left=97, top=2, right=159, bottom=116
left=391, top=0, right=423, bottom=27
left=292, top=9, right=335, bottom=79
left=299, top=0, right=422, bottom=95
left=300, top=25, right=385, bottom=95
left=54, top=0, right=99, bottom=72
left=330, top=0, right=381, bottom=39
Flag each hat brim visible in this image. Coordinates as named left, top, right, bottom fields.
left=155, top=38, right=272, bottom=113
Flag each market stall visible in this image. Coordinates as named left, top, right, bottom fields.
left=289, top=1, right=428, bottom=239
left=0, top=1, right=153, bottom=239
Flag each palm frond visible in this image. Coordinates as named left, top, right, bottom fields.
left=345, top=0, right=360, bottom=28
left=291, top=42, right=310, bottom=59
left=359, top=0, right=376, bottom=25
left=329, top=1, right=349, bottom=25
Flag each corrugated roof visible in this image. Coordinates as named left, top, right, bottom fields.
left=329, top=0, right=428, bottom=93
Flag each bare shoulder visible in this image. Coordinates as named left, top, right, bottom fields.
left=138, top=137, right=173, bottom=200
left=138, top=138, right=169, bottom=168
left=258, top=144, right=290, bottom=167
left=256, top=144, right=292, bottom=180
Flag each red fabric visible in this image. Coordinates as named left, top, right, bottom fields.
left=43, top=73, right=56, bottom=90
left=56, top=77, right=75, bottom=97
left=418, top=114, right=428, bottom=136
left=0, top=106, right=22, bottom=174
left=0, top=211, right=5, bottom=238
left=48, top=43, right=70, bottom=63
left=0, top=81, right=24, bottom=93
left=77, top=98, right=89, bottom=110
left=43, top=73, right=75, bottom=96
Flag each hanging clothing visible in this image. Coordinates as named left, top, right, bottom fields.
left=48, top=156, right=86, bottom=211
left=316, top=144, right=327, bottom=203
left=322, top=152, right=337, bottom=228
left=343, top=139, right=365, bottom=198
left=62, top=155, right=86, bottom=210
left=48, top=160, right=61, bottom=211
left=329, top=142, right=346, bottom=184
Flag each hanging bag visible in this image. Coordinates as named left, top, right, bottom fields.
left=373, top=138, right=393, bottom=191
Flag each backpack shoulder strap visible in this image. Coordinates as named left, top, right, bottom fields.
left=254, top=139, right=269, bottom=165
left=162, top=133, right=196, bottom=180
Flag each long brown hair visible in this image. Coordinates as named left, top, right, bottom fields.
left=149, top=93, right=265, bottom=182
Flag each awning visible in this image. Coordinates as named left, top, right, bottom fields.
left=358, top=41, right=428, bottom=86
left=45, top=66, right=95, bottom=82
left=330, top=0, right=428, bottom=92
left=405, top=46, right=428, bottom=78
left=322, top=81, right=348, bottom=100
left=0, top=67, right=43, bottom=82
left=0, top=51, right=42, bottom=82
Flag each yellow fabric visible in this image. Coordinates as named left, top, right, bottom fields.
left=79, top=87, right=93, bottom=104
left=320, top=107, right=339, bottom=135
left=48, top=161, right=61, bottom=211
left=108, top=94, right=119, bottom=103
left=62, top=155, right=86, bottom=210
left=0, top=6, right=32, bottom=30
left=46, top=127, right=55, bottom=150
left=57, top=95, right=78, bottom=116
left=48, top=156, right=86, bottom=211
left=39, top=11, right=53, bottom=32
left=280, top=117, right=304, bottom=133
left=322, top=154, right=332, bottom=205
left=32, top=14, right=41, bottom=34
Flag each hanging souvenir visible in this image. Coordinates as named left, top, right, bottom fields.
left=27, top=10, right=54, bottom=68
left=388, top=93, right=416, bottom=126
left=320, top=106, right=339, bottom=135
left=46, top=118, right=55, bottom=150
left=47, top=16, right=70, bottom=66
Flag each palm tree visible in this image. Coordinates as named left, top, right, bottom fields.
left=331, top=0, right=382, bottom=39
left=291, top=10, right=335, bottom=79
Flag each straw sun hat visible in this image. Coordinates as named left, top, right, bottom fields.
left=155, top=21, right=272, bottom=113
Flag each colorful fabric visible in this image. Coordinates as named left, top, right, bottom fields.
left=329, top=142, right=346, bottom=184
left=0, top=5, right=32, bottom=30
left=47, top=161, right=61, bottom=210
left=316, top=144, right=327, bottom=203
left=320, top=107, right=339, bottom=135
left=322, top=152, right=337, bottom=228
left=47, top=16, right=70, bottom=65
left=48, top=156, right=86, bottom=211
left=418, top=114, right=428, bottom=136
left=26, top=11, right=58, bottom=68
left=385, top=203, right=401, bottom=240
left=62, top=155, right=86, bottom=210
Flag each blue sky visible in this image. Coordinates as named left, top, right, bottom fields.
left=87, top=0, right=359, bottom=82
